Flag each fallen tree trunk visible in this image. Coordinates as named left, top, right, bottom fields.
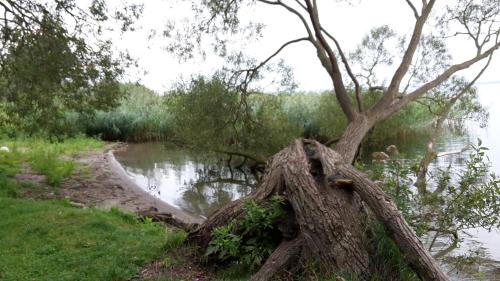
left=187, top=139, right=449, bottom=281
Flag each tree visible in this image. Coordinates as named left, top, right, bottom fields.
left=164, top=1, right=500, bottom=280
left=0, top=0, right=142, bottom=134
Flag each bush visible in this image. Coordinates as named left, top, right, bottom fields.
left=206, top=196, right=284, bottom=270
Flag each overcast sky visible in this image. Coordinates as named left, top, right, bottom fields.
left=105, top=0, right=500, bottom=95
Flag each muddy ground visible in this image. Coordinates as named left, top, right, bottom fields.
left=15, top=143, right=203, bottom=225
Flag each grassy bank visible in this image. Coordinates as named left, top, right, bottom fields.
left=0, top=197, right=168, bottom=281
left=0, top=137, right=179, bottom=281
left=0, top=137, right=104, bottom=187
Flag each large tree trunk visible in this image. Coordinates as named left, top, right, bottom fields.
left=334, top=115, right=373, bottom=163
left=187, top=139, right=448, bottom=281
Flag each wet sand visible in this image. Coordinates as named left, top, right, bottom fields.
left=16, top=143, right=204, bottom=225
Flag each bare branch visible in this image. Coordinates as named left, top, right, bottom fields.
left=389, top=43, right=499, bottom=117
left=228, top=37, right=310, bottom=90
left=304, top=0, right=357, bottom=121
left=321, top=26, right=363, bottom=112
left=405, top=0, right=419, bottom=19
left=382, top=0, right=435, bottom=102
left=294, top=0, right=307, bottom=11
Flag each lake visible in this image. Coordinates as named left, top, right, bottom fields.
left=114, top=89, right=500, bottom=280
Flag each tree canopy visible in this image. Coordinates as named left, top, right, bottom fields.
left=168, top=1, right=500, bottom=158
left=0, top=0, right=141, bottom=134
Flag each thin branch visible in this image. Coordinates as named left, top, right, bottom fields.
left=392, top=44, right=498, bottom=115
left=304, top=0, right=357, bottom=121
left=405, top=0, right=419, bottom=19
left=294, top=0, right=307, bottom=11
left=214, top=149, right=267, bottom=165
left=257, top=0, right=313, bottom=39
left=251, top=37, right=310, bottom=72
left=228, top=37, right=310, bottom=89
left=321, top=26, right=363, bottom=112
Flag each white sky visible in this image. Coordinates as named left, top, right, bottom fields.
left=104, top=0, right=500, bottom=95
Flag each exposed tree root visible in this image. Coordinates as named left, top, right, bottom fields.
left=249, top=236, right=304, bottom=281
left=187, top=139, right=449, bottom=281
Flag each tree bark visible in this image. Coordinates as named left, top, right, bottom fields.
left=249, top=236, right=304, bottom=281
left=312, top=141, right=449, bottom=281
left=282, top=140, right=370, bottom=276
left=335, top=115, right=373, bottom=163
left=187, top=139, right=449, bottom=281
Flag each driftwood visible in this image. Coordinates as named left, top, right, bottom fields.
left=138, top=207, right=197, bottom=231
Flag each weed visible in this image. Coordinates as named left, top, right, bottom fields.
left=207, top=196, right=284, bottom=270
left=28, top=148, right=75, bottom=186
left=164, top=229, right=187, bottom=251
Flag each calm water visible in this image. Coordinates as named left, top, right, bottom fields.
left=115, top=89, right=499, bottom=280
left=114, top=145, right=255, bottom=218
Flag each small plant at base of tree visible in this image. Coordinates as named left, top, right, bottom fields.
left=206, top=196, right=284, bottom=271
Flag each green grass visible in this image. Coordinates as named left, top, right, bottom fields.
left=28, top=148, right=75, bottom=186
left=367, top=224, right=419, bottom=281
left=1, top=136, right=104, bottom=157
left=0, top=136, right=174, bottom=281
left=0, top=136, right=104, bottom=186
left=0, top=151, right=21, bottom=178
left=0, top=197, right=169, bottom=281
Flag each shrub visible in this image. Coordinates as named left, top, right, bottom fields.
left=206, top=196, right=284, bottom=270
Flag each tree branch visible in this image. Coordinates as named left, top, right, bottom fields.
left=390, top=43, right=499, bottom=116
left=377, top=0, right=435, bottom=107
left=304, top=0, right=357, bottom=121
left=228, top=37, right=310, bottom=89
left=414, top=53, right=493, bottom=192
left=404, top=0, right=419, bottom=19
left=249, top=236, right=304, bottom=281
left=257, top=0, right=314, bottom=39
left=321, top=26, right=363, bottom=112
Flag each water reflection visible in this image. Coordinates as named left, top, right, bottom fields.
left=114, top=143, right=255, bottom=217
left=114, top=88, right=500, bottom=279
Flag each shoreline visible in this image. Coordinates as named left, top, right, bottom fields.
left=16, top=142, right=204, bottom=226
left=105, top=147, right=204, bottom=225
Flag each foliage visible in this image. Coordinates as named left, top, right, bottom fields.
left=0, top=0, right=141, bottom=135
left=28, top=149, right=75, bottom=187
left=0, top=150, right=21, bottom=178
left=77, top=83, right=172, bottom=142
left=436, top=140, right=500, bottom=231
left=371, top=139, right=500, bottom=253
left=168, top=77, right=301, bottom=156
left=168, top=77, right=243, bottom=149
left=167, top=77, right=436, bottom=157
left=206, top=196, right=284, bottom=270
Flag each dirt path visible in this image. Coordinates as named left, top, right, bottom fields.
left=16, top=143, right=203, bottom=226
